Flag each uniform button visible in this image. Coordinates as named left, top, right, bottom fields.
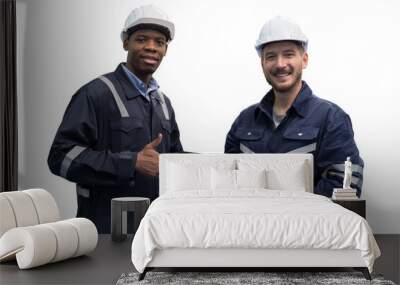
left=247, top=132, right=252, bottom=136
left=298, top=132, right=303, bottom=136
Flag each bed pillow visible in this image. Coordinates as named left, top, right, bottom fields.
left=236, top=169, right=268, bottom=189
left=238, top=159, right=310, bottom=192
left=267, top=167, right=307, bottom=192
left=166, top=162, right=211, bottom=192
left=211, top=168, right=236, bottom=190
left=211, top=169, right=268, bottom=190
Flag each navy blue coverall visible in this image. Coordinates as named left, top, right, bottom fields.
left=48, top=63, right=183, bottom=233
left=225, top=81, right=363, bottom=197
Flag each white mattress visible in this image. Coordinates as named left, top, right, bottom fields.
left=131, top=190, right=380, bottom=273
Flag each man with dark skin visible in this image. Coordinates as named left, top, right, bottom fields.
left=126, top=28, right=169, bottom=176
left=48, top=5, right=183, bottom=233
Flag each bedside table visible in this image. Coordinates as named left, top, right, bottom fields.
left=332, top=199, right=366, bottom=218
left=111, top=197, right=150, bottom=242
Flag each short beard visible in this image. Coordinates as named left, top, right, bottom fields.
left=266, top=69, right=302, bottom=93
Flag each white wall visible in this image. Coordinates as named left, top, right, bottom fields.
left=17, top=0, right=400, bottom=233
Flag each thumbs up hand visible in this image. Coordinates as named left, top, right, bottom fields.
left=135, top=134, right=163, bottom=176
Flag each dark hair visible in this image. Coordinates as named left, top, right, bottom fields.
left=126, top=23, right=171, bottom=41
left=292, top=41, right=305, bottom=52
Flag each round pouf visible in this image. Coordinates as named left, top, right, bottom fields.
left=111, top=197, right=150, bottom=242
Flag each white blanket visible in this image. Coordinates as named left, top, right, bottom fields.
left=131, top=190, right=380, bottom=273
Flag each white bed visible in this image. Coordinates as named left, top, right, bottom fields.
left=131, top=154, right=380, bottom=280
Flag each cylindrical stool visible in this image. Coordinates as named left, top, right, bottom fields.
left=111, top=197, right=150, bottom=242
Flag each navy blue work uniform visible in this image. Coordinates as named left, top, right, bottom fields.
left=48, top=63, right=183, bottom=233
left=225, top=81, right=363, bottom=197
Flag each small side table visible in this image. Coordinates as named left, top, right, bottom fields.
left=111, top=197, right=150, bottom=242
left=332, top=199, right=366, bottom=218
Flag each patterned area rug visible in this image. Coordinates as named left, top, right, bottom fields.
left=116, top=271, right=396, bottom=285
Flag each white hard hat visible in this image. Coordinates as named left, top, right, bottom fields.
left=255, top=16, right=308, bottom=56
left=121, top=5, right=175, bottom=42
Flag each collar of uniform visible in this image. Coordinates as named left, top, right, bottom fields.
left=291, top=81, right=313, bottom=118
left=115, top=63, right=141, bottom=99
left=121, top=63, right=159, bottom=100
left=150, top=90, right=162, bottom=103
left=114, top=63, right=158, bottom=99
left=257, top=89, right=274, bottom=121
left=257, top=81, right=312, bottom=120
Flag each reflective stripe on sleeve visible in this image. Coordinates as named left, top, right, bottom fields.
left=326, top=172, right=363, bottom=187
left=321, top=163, right=364, bottom=179
left=240, top=143, right=254, bottom=154
left=60, top=146, right=87, bottom=178
left=98, top=76, right=129, bottom=118
left=157, top=90, right=170, bottom=120
left=76, top=185, right=90, bottom=198
left=330, top=163, right=364, bottom=175
left=287, top=143, right=316, bottom=154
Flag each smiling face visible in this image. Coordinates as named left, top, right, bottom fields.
left=123, top=29, right=168, bottom=84
left=261, top=41, right=308, bottom=94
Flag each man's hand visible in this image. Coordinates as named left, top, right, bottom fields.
left=135, top=134, right=162, bottom=176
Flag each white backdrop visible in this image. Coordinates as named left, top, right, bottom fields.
left=16, top=0, right=400, bottom=233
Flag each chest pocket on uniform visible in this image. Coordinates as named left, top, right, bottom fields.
left=158, top=120, right=172, bottom=152
left=109, top=117, right=146, bottom=151
left=235, top=128, right=264, bottom=153
left=283, top=127, right=319, bottom=153
left=160, top=120, right=171, bottom=134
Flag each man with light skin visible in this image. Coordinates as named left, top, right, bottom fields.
left=225, top=16, right=364, bottom=197
left=48, top=5, right=183, bottom=233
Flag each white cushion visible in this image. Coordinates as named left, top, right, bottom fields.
left=0, top=189, right=60, bottom=238
left=267, top=167, right=307, bottom=191
left=0, top=192, right=39, bottom=227
left=0, top=226, right=57, bottom=269
left=0, top=196, right=17, bottom=237
left=238, top=159, right=310, bottom=192
left=167, top=163, right=211, bottom=191
left=24, top=189, right=60, bottom=223
left=0, top=218, right=97, bottom=269
left=211, top=168, right=236, bottom=190
left=160, top=154, right=313, bottom=194
left=64, top=218, right=98, bottom=257
left=42, top=221, right=79, bottom=262
left=211, top=169, right=268, bottom=190
left=236, top=169, right=268, bottom=189
left=163, top=157, right=236, bottom=193
left=0, top=189, right=98, bottom=269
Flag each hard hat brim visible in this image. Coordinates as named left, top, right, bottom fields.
left=255, top=39, right=308, bottom=56
left=123, top=23, right=172, bottom=42
left=121, top=18, right=175, bottom=42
